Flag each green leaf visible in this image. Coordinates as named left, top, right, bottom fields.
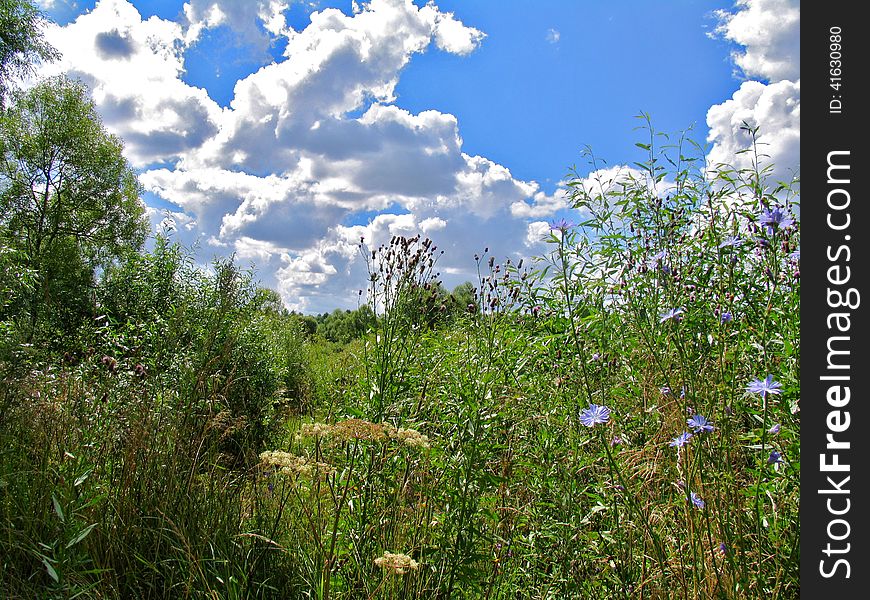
left=42, top=557, right=59, bottom=582
left=52, top=494, right=65, bottom=524
left=74, top=469, right=92, bottom=487
left=66, top=523, right=97, bottom=549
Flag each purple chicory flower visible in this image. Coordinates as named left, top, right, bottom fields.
left=580, top=404, right=611, bottom=427
left=719, top=235, right=742, bottom=249
left=687, top=414, right=714, bottom=434
left=768, top=423, right=781, bottom=435
left=659, top=307, right=685, bottom=323
left=767, top=450, right=783, bottom=465
left=690, top=492, right=705, bottom=509
left=759, top=206, right=795, bottom=234
left=720, top=311, right=733, bottom=323
left=649, top=250, right=668, bottom=270
left=669, top=432, right=693, bottom=448
left=549, top=218, right=575, bottom=232
left=746, top=375, right=783, bottom=397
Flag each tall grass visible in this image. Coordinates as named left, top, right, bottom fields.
left=0, top=123, right=798, bottom=598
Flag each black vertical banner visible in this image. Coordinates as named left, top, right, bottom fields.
left=801, top=3, right=868, bottom=598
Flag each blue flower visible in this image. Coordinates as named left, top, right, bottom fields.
left=746, top=375, right=783, bottom=397
left=717, top=542, right=728, bottom=555
left=660, top=386, right=672, bottom=396
left=759, top=207, right=795, bottom=234
left=659, top=307, right=684, bottom=323
left=768, top=423, right=780, bottom=435
left=549, top=218, right=575, bottom=232
left=719, top=235, right=742, bottom=249
left=687, top=414, right=714, bottom=433
left=649, top=250, right=668, bottom=270
left=767, top=450, right=783, bottom=465
left=580, top=404, right=611, bottom=427
left=720, top=311, right=733, bottom=323
left=669, top=432, right=692, bottom=448
left=690, top=492, right=705, bottom=509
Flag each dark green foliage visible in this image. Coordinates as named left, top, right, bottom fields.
left=316, top=305, right=376, bottom=344
left=0, top=76, right=147, bottom=342
left=0, top=0, right=59, bottom=103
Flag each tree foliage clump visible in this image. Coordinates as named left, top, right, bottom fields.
left=0, top=76, right=147, bottom=341
left=0, top=0, right=59, bottom=102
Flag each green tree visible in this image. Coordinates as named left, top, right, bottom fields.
left=0, top=0, right=59, bottom=104
left=316, top=305, right=376, bottom=344
left=0, top=76, right=147, bottom=339
left=449, top=281, right=475, bottom=311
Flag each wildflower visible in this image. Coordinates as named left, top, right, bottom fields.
left=718, top=235, right=742, bottom=249
left=260, top=451, right=302, bottom=469
left=332, top=419, right=388, bottom=442
left=669, top=432, right=692, bottom=448
left=767, top=450, right=783, bottom=465
left=768, top=423, right=781, bottom=435
left=579, top=404, right=611, bottom=427
left=746, top=375, right=783, bottom=397
left=687, top=414, right=714, bottom=434
left=720, top=311, right=733, bottom=323
left=649, top=250, right=668, bottom=270
left=660, top=386, right=671, bottom=396
left=100, top=355, right=118, bottom=373
left=389, top=426, right=431, bottom=449
left=298, top=422, right=333, bottom=440
left=610, top=435, right=624, bottom=447
left=759, top=206, right=795, bottom=234
left=549, top=218, right=575, bottom=232
left=374, top=552, right=418, bottom=575
left=259, top=451, right=334, bottom=478
left=690, top=492, right=705, bottom=509
left=717, top=542, right=728, bottom=556
left=659, top=307, right=684, bottom=323
left=789, top=248, right=800, bottom=262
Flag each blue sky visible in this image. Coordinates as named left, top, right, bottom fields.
left=35, top=0, right=800, bottom=313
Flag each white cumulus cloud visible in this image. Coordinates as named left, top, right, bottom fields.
left=707, top=0, right=799, bottom=188
left=41, top=0, right=224, bottom=167
left=712, top=0, right=799, bottom=82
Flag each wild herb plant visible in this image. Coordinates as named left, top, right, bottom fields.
left=523, top=117, right=799, bottom=597
left=0, top=121, right=798, bottom=599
